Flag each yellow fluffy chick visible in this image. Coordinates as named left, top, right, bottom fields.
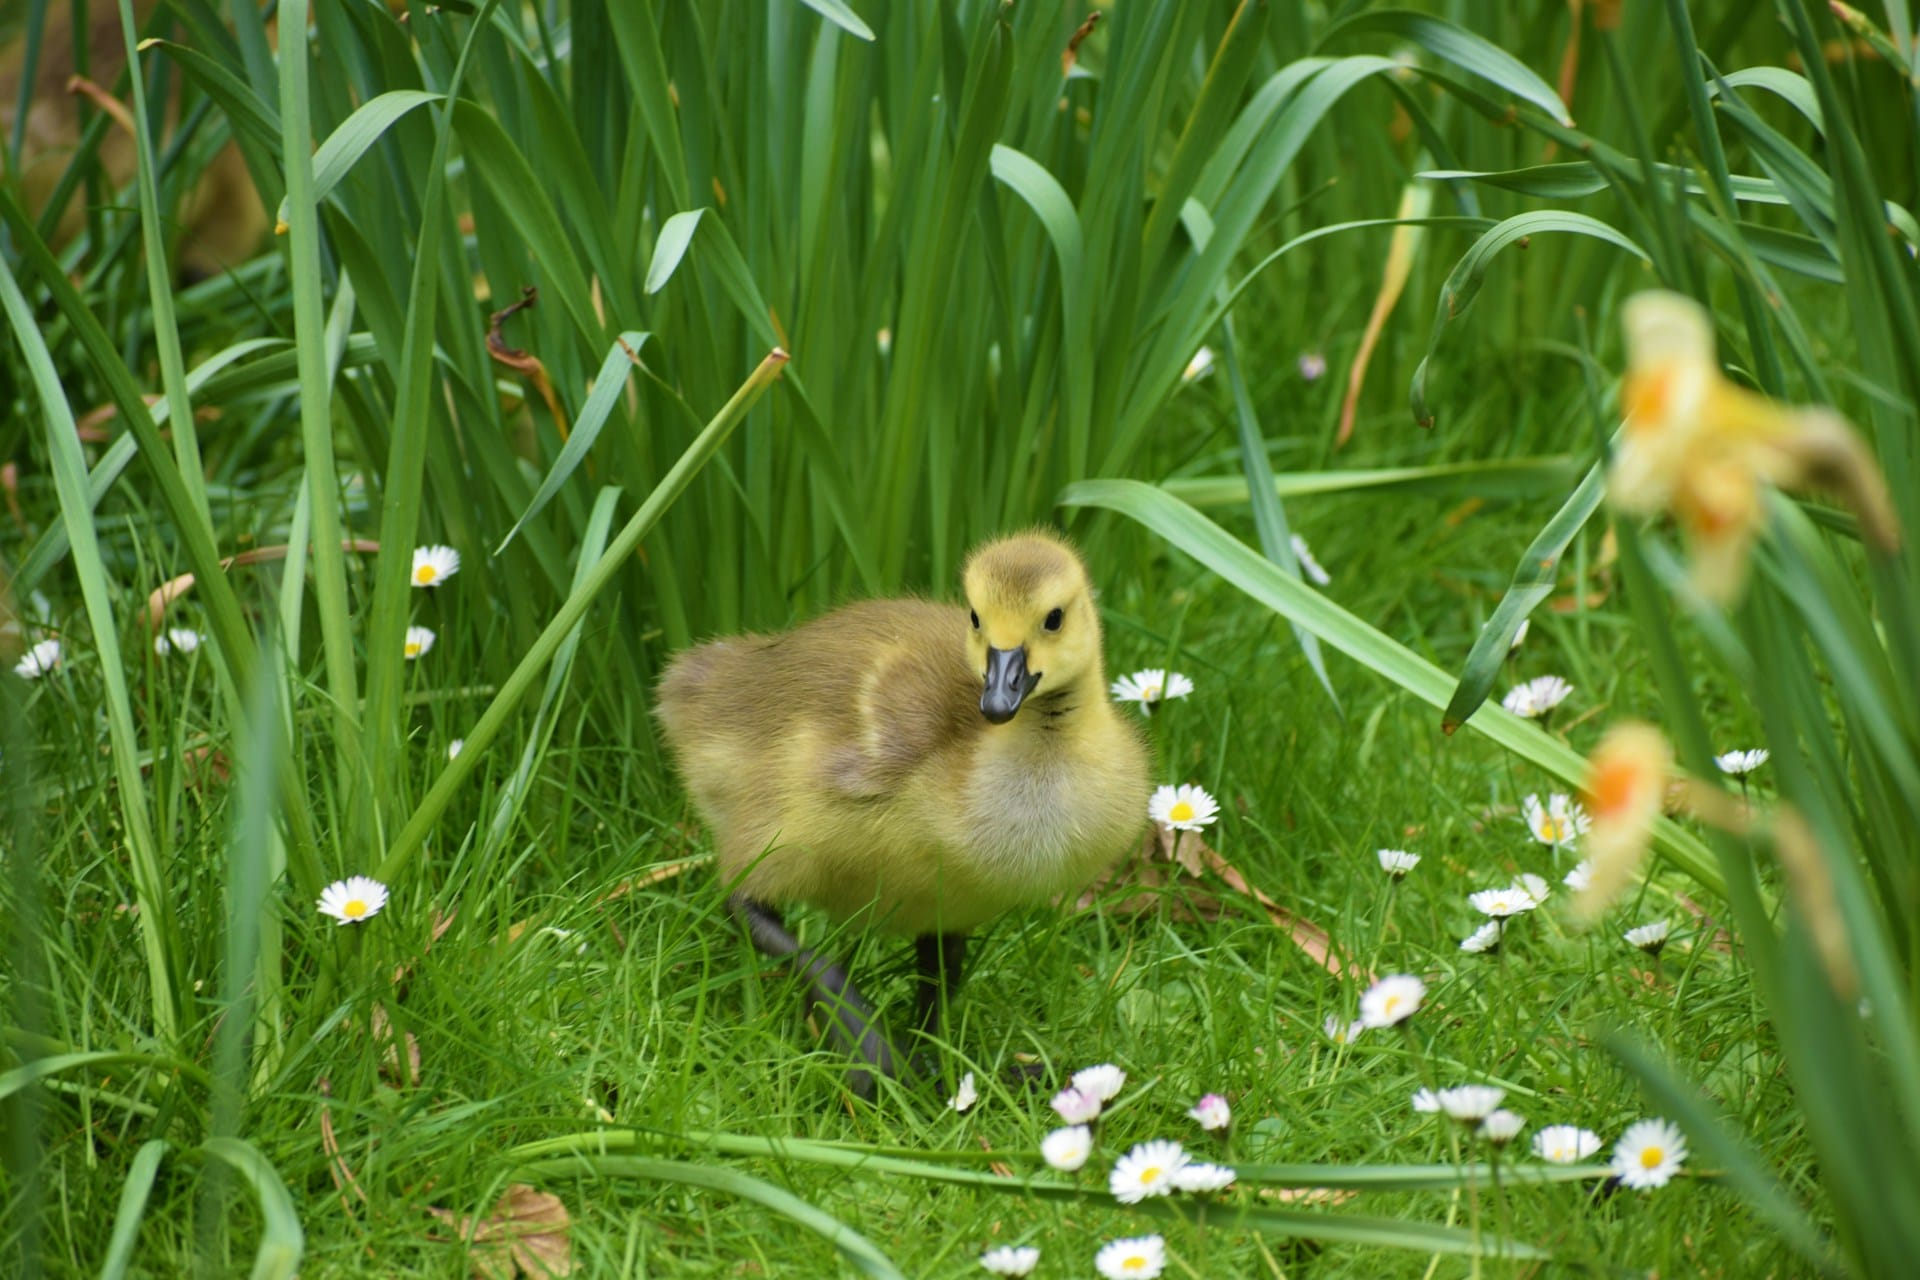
left=657, top=530, right=1148, bottom=1086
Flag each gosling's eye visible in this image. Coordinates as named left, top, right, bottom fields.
left=1044, top=607, right=1064, bottom=632
left=970, top=609, right=980, bottom=630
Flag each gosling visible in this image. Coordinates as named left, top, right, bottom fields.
left=657, top=531, right=1149, bottom=1091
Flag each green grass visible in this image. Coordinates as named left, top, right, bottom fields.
left=4, top=470, right=1806, bottom=1276
left=6, top=0, right=1919, bottom=1274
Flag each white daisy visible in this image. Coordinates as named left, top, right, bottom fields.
left=1187, top=1093, right=1231, bottom=1131
left=1715, top=748, right=1769, bottom=777
left=1411, top=1088, right=1441, bottom=1113
left=1469, top=886, right=1539, bottom=918
left=1377, top=848, right=1420, bottom=878
left=316, top=875, right=389, bottom=926
left=1072, top=1063, right=1127, bottom=1102
left=410, top=544, right=461, bottom=588
left=1502, top=675, right=1573, bottom=718
left=1523, top=793, right=1591, bottom=847
left=1478, top=1110, right=1526, bottom=1145
left=1322, top=1014, right=1366, bottom=1044
left=13, top=638, right=62, bottom=679
left=154, top=628, right=204, bottom=657
left=1051, top=1087, right=1101, bottom=1125
left=1171, top=1162, right=1236, bottom=1192
left=1612, top=1118, right=1688, bottom=1190
left=1563, top=860, right=1593, bottom=892
left=1183, top=346, right=1216, bottom=382
left=1460, top=921, right=1503, bottom=954
left=1509, top=618, right=1530, bottom=651
left=447, top=738, right=464, bottom=760
left=980, top=1245, right=1040, bottom=1277
left=1094, top=1235, right=1166, bottom=1280
left=1358, top=974, right=1425, bottom=1028
left=1624, top=920, right=1671, bottom=954
left=1297, top=350, right=1327, bottom=382
left=1110, top=668, right=1194, bottom=711
left=1109, top=1139, right=1188, bottom=1204
left=1532, top=1125, right=1603, bottom=1164
left=403, top=626, right=436, bottom=660
left=1290, top=533, right=1331, bottom=586
left=1148, top=783, right=1218, bottom=831
left=1437, top=1085, right=1505, bottom=1122
left=1514, top=872, right=1551, bottom=903
left=1040, top=1125, right=1092, bottom=1172
left=949, top=1071, right=978, bottom=1112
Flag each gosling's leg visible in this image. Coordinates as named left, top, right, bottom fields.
left=912, top=932, right=968, bottom=1039
left=727, top=893, right=901, bottom=1095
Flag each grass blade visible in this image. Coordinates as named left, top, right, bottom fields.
left=374, top=349, right=790, bottom=883
left=518, top=1155, right=906, bottom=1279
left=97, top=1140, right=168, bottom=1280
left=195, top=1138, right=303, bottom=1280
left=1441, top=462, right=1606, bottom=732
left=0, top=259, right=179, bottom=1042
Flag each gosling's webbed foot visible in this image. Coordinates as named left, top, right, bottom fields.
left=1002, top=1062, right=1049, bottom=1091
left=729, top=894, right=913, bottom=1097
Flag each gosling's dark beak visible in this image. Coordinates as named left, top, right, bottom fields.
left=981, top=645, right=1042, bottom=724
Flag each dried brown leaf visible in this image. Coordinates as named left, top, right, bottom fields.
left=1075, top=825, right=1359, bottom=979
left=428, top=1184, right=575, bottom=1279
left=370, top=1003, right=422, bottom=1088
left=1255, top=1186, right=1358, bottom=1207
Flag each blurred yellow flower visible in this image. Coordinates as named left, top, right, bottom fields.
left=1571, top=721, right=1672, bottom=923
left=1614, top=291, right=1898, bottom=602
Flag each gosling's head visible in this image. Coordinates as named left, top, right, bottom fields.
left=962, top=531, right=1103, bottom=725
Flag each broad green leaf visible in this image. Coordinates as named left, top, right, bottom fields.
left=794, top=0, right=874, bottom=42
left=1410, top=212, right=1649, bottom=429
left=1320, top=9, right=1570, bottom=124
left=98, top=1140, right=168, bottom=1280
left=1166, top=457, right=1582, bottom=506
left=497, top=333, right=651, bottom=553
left=196, top=1138, right=304, bottom=1280
left=1442, top=462, right=1606, bottom=732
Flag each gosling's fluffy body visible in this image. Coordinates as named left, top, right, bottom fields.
left=657, top=534, right=1148, bottom=937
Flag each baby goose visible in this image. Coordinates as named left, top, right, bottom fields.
left=657, top=531, right=1149, bottom=1089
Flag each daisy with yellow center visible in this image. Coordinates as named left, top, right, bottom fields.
left=1094, top=1235, right=1165, bottom=1279
left=1611, top=1117, right=1688, bottom=1190
left=1358, top=973, right=1425, bottom=1028
left=1148, top=783, right=1218, bottom=832
left=317, top=875, right=389, bottom=925
left=1522, top=792, right=1590, bottom=848
left=1182, top=346, right=1216, bottom=382
left=1040, top=1125, right=1092, bottom=1171
left=1533, top=1124, right=1603, bottom=1164
left=1613, top=291, right=1898, bottom=603
left=410, top=544, right=461, bottom=588
left=403, top=626, right=436, bottom=660
left=1571, top=722, right=1673, bottom=923
left=1109, top=1139, right=1188, bottom=1204
left=1110, top=668, right=1193, bottom=712
left=1323, top=1014, right=1366, bottom=1043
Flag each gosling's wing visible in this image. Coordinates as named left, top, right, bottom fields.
left=812, top=601, right=980, bottom=800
